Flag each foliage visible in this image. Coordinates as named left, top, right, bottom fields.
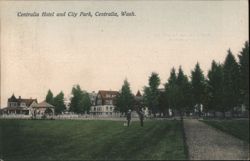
left=69, top=85, right=91, bottom=114
left=143, top=72, right=161, bottom=116
left=222, top=49, right=240, bottom=112
left=206, top=61, right=224, bottom=112
left=116, top=79, right=134, bottom=113
left=158, top=90, right=168, bottom=116
left=165, top=67, right=192, bottom=116
left=165, top=68, right=178, bottom=114
left=45, top=89, right=54, bottom=105
left=176, top=67, right=193, bottom=112
left=238, top=41, right=249, bottom=110
left=53, top=91, right=66, bottom=115
left=191, top=63, right=206, bottom=114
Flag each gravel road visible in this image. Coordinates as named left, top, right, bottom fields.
left=183, top=119, right=249, bottom=160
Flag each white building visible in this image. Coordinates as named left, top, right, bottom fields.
left=88, top=91, right=97, bottom=106
left=1, top=94, right=38, bottom=115
left=90, top=90, right=119, bottom=116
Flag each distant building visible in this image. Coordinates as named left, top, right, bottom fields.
left=32, top=100, right=55, bottom=116
left=88, top=91, right=97, bottom=106
left=64, top=95, right=71, bottom=111
left=1, top=94, right=38, bottom=115
left=90, top=90, right=119, bottom=116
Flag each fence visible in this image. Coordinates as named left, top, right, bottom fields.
left=0, top=114, right=176, bottom=121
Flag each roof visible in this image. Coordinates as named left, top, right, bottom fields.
left=98, top=90, right=119, bottom=100
left=33, top=101, right=54, bottom=108
left=1, top=107, right=30, bottom=111
left=8, top=94, right=18, bottom=102
left=136, top=90, right=142, bottom=97
left=20, top=98, right=38, bottom=107
left=7, top=94, right=38, bottom=107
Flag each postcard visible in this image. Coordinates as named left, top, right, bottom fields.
left=0, top=0, right=249, bottom=160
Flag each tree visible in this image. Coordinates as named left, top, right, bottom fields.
left=80, top=93, right=92, bottom=114
left=176, top=66, right=193, bottom=117
left=143, top=86, right=151, bottom=111
left=165, top=67, right=192, bottom=118
left=69, top=85, right=91, bottom=114
left=116, top=79, right=134, bottom=114
left=207, top=61, right=224, bottom=115
left=191, top=63, right=206, bottom=116
left=53, top=91, right=66, bottom=115
left=143, top=72, right=161, bottom=117
left=165, top=68, right=178, bottom=116
left=222, top=49, right=240, bottom=116
left=158, top=90, right=168, bottom=117
left=45, top=89, right=54, bottom=105
left=238, top=41, right=249, bottom=110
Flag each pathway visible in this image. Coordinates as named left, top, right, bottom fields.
left=183, top=119, right=249, bottom=160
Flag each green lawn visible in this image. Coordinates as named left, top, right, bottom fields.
left=0, top=119, right=186, bottom=160
left=202, top=119, right=249, bottom=143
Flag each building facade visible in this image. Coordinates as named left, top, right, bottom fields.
left=32, top=100, right=55, bottom=116
left=1, top=94, right=38, bottom=115
left=90, top=90, right=119, bottom=116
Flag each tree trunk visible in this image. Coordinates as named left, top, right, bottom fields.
left=223, top=111, right=226, bottom=119
left=180, top=110, right=183, bottom=121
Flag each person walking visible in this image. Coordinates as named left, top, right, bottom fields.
left=138, top=110, right=144, bottom=127
left=126, top=109, right=132, bottom=127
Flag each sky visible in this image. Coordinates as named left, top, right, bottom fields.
left=0, top=0, right=248, bottom=107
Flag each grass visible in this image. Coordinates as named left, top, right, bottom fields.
left=202, top=119, right=249, bottom=143
left=0, top=119, right=187, bottom=160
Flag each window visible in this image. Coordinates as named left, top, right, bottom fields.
left=21, top=102, right=26, bottom=107
left=10, top=102, right=17, bottom=107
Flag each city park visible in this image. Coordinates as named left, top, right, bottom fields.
left=0, top=42, right=249, bottom=160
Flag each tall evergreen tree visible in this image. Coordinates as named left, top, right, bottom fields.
left=168, top=68, right=177, bottom=85
left=222, top=49, right=240, bottom=115
left=191, top=63, right=206, bottom=116
left=54, top=91, right=66, bottom=115
left=176, top=66, right=193, bottom=116
left=207, top=61, right=224, bottom=114
left=45, top=89, right=54, bottom=105
left=116, top=79, right=134, bottom=113
left=238, top=41, right=249, bottom=110
left=144, top=72, right=161, bottom=117
left=165, top=68, right=178, bottom=116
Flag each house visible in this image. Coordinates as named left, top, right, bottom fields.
left=1, top=94, right=38, bottom=115
left=32, top=100, right=55, bottom=116
left=90, top=90, right=119, bottom=116
left=88, top=91, right=97, bottom=106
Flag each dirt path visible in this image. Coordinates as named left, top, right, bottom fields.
left=183, top=119, right=249, bottom=160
